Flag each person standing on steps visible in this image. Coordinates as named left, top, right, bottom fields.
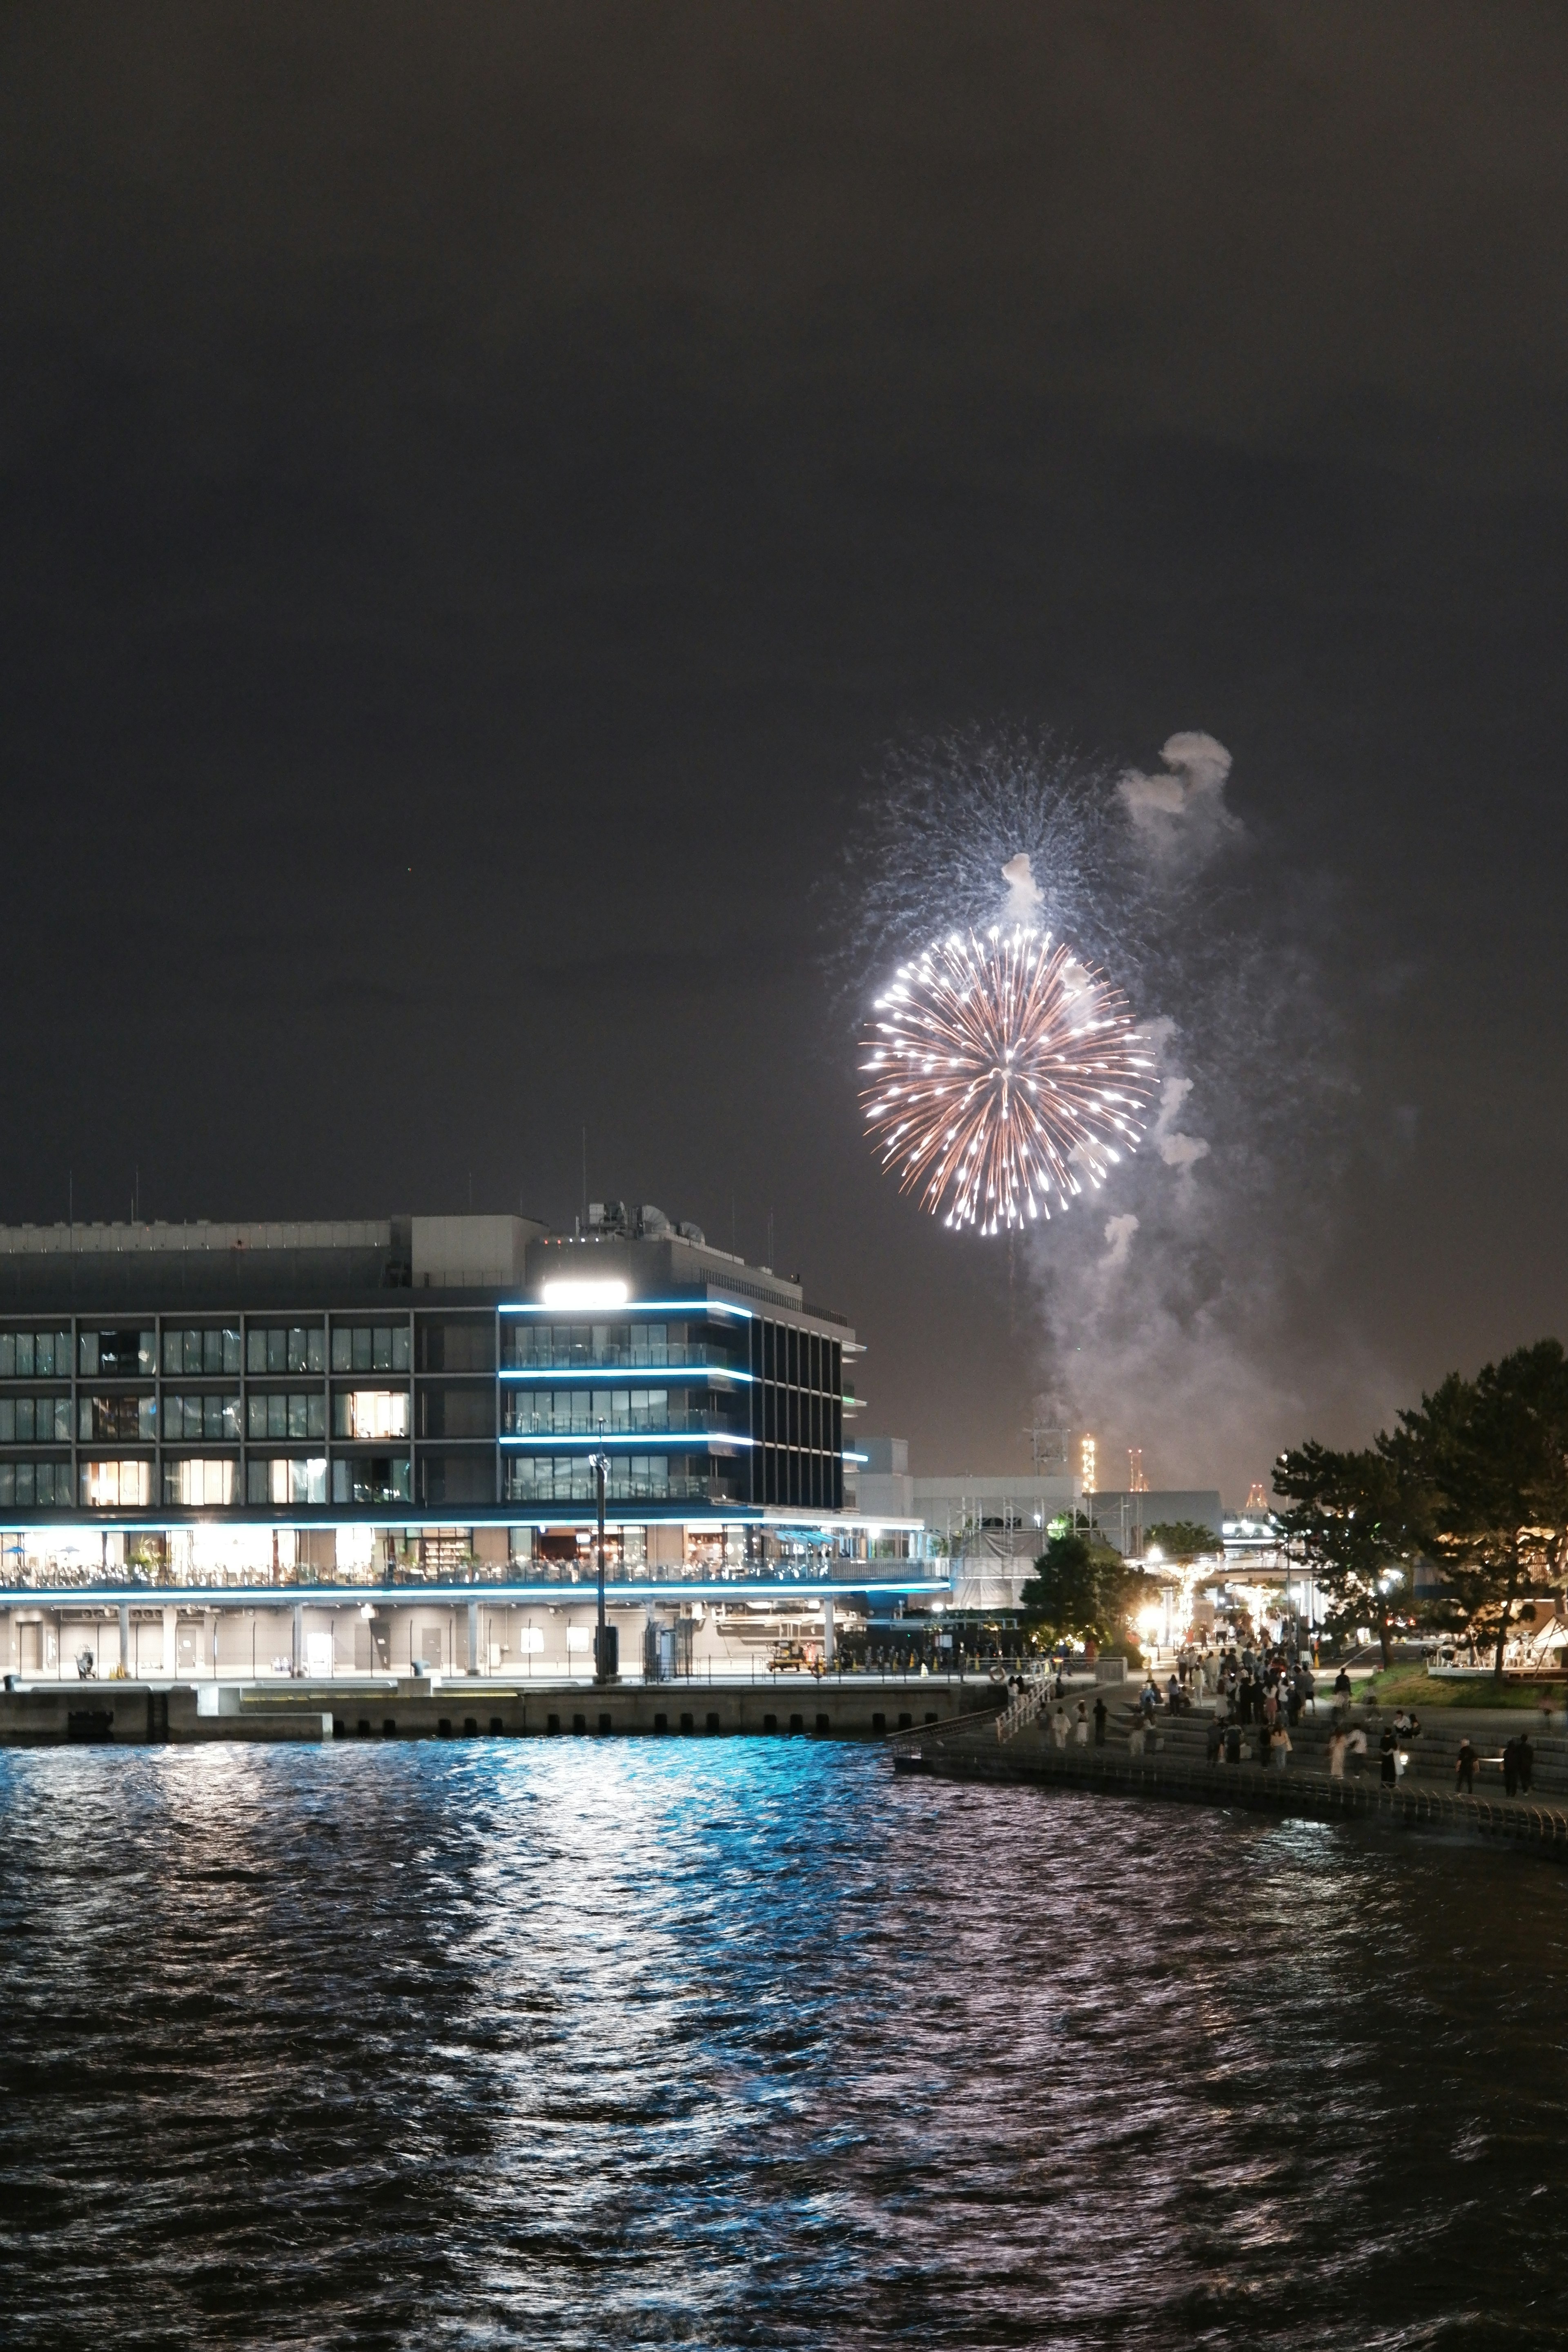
left=1517, top=1731, right=1535, bottom=1793
left=1454, top=1737, right=1477, bottom=1795
left=1503, top=1737, right=1520, bottom=1798
left=1328, top=1727, right=1348, bottom=1780
left=1074, top=1700, right=1089, bottom=1746
left=1093, top=1694, right=1108, bottom=1746
left=1380, top=1726, right=1398, bottom=1785
left=1272, top=1722, right=1292, bottom=1771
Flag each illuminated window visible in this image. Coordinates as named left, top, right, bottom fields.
left=163, top=1458, right=239, bottom=1507
left=332, top=1390, right=410, bottom=1440
left=80, top=1460, right=152, bottom=1508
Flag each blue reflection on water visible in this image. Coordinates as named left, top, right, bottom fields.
left=2, top=1739, right=1567, bottom=2348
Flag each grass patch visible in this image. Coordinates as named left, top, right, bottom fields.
left=1363, top=1665, right=1566, bottom=1713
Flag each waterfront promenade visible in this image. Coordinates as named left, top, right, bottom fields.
left=891, top=1694, right=1568, bottom=1859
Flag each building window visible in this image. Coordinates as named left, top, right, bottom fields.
left=163, top=1458, right=239, bottom=1508
left=330, top=1456, right=412, bottom=1505
left=246, top=1458, right=328, bottom=1506
left=503, top=1454, right=677, bottom=1504
left=0, top=1460, right=71, bottom=1508
left=501, top=1321, right=725, bottom=1371
left=163, top=1327, right=242, bottom=1376
left=78, top=1394, right=156, bottom=1443
left=501, top=1386, right=678, bottom=1437
left=80, top=1460, right=153, bottom=1508
left=162, top=1394, right=242, bottom=1442
left=329, top=1325, right=411, bottom=1374
left=332, top=1389, right=410, bottom=1440
left=246, top=1393, right=327, bottom=1442
left=0, top=1330, right=72, bottom=1379
left=79, top=1330, right=156, bottom=1377
left=246, top=1326, right=327, bottom=1376
left=2, top=1396, right=74, bottom=1445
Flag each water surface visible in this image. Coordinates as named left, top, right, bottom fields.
left=2, top=1740, right=1566, bottom=2348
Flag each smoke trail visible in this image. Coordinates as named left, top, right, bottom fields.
left=830, top=724, right=1378, bottom=1495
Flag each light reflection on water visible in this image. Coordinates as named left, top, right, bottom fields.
left=2, top=1740, right=1567, bottom=2349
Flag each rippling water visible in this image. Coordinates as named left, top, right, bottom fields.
left=2, top=1739, right=1567, bottom=2349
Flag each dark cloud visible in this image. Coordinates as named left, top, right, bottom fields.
left=1, top=2, right=1565, bottom=1493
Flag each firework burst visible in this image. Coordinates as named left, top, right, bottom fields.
left=860, top=927, right=1153, bottom=1234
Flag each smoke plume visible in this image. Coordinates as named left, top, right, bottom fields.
left=832, top=723, right=1385, bottom=1498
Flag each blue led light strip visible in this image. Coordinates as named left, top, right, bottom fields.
left=498, top=1366, right=755, bottom=1383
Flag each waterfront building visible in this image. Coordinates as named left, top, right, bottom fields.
left=0, top=1207, right=934, bottom=1679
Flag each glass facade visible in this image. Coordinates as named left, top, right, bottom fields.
left=0, top=1301, right=848, bottom=1528
left=0, top=1235, right=929, bottom=1599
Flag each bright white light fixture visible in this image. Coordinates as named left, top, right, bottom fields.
left=540, top=1278, right=630, bottom=1310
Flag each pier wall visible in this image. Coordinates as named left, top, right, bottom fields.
left=0, top=1673, right=998, bottom=1748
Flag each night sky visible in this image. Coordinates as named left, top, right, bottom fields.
left=3, top=5, right=1565, bottom=1499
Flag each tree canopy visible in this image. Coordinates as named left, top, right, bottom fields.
left=1019, top=1528, right=1155, bottom=1653
left=1143, top=1520, right=1222, bottom=1564
left=1273, top=1441, right=1427, bottom=1668
left=1276, top=1339, right=1568, bottom=1679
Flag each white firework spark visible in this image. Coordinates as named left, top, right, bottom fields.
left=860, top=926, right=1154, bottom=1234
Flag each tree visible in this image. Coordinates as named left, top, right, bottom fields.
left=1020, top=1528, right=1156, bottom=1653
left=1143, top=1521, right=1222, bottom=1566
left=1393, top=1342, right=1568, bottom=1684
left=1273, top=1441, right=1428, bottom=1668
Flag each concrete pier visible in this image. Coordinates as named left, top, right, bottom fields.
left=0, top=1672, right=998, bottom=1748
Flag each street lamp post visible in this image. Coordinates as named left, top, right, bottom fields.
left=589, top=1450, right=616, bottom=1684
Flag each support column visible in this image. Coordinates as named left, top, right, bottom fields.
left=118, top=1602, right=131, bottom=1677
left=291, top=1602, right=304, bottom=1679
left=467, top=1597, right=480, bottom=1677
left=821, top=1595, right=836, bottom=1670
left=162, top=1605, right=177, bottom=1678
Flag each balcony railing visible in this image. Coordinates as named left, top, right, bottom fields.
left=499, top=1403, right=748, bottom=1440
left=501, top=1336, right=750, bottom=1372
